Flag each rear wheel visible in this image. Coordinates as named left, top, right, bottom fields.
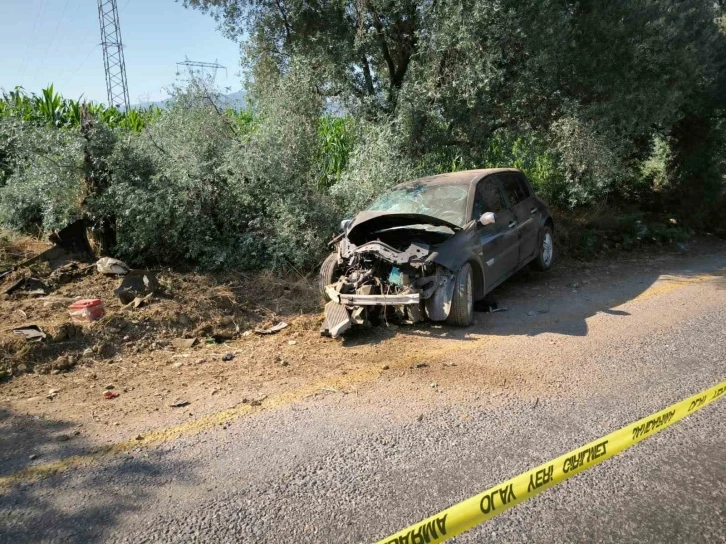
left=531, top=226, right=554, bottom=271
left=446, top=263, right=474, bottom=327
left=319, top=252, right=342, bottom=301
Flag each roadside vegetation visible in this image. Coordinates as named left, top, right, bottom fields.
left=1, top=0, right=726, bottom=271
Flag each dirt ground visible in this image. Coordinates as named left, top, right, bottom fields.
left=1, top=230, right=724, bottom=456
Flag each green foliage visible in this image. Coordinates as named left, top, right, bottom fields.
left=0, top=86, right=160, bottom=131
left=316, top=116, right=355, bottom=189
left=187, top=0, right=726, bottom=220
left=0, top=117, right=85, bottom=232
left=330, top=121, right=416, bottom=216
left=91, top=71, right=338, bottom=270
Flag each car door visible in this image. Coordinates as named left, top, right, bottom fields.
left=472, top=175, right=519, bottom=289
left=500, top=172, right=539, bottom=264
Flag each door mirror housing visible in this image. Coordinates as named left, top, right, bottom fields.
left=479, top=212, right=496, bottom=226
left=340, top=218, right=352, bottom=232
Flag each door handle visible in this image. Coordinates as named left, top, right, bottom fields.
left=508, top=220, right=517, bottom=229
left=530, top=207, right=537, bottom=215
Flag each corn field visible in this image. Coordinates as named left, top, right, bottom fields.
left=0, top=85, right=161, bottom=132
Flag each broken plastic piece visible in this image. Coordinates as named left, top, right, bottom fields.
left=12, top=325, right=47, bottom=342
left=96, top=257, right=130, bottom=276
left=254, top=322, right=289, bottom=335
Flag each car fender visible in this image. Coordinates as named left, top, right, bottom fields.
left=427, top=222, right=486, bottom=299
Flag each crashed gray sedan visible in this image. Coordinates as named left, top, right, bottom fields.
left=320, top=168, right=555, bottom=337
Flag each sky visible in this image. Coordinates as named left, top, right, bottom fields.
left=0, top=0, right=243, bottom=105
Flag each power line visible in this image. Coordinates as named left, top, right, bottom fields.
left=32, top=0, right=72, bottom=84
left=19, top=0, right=48, bottom=82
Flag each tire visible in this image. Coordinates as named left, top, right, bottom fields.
left=319, top=252, right=341, bottom=301
left=446, top=263, right=474, bottom=327
left=531, top=225, right=554, bottom=271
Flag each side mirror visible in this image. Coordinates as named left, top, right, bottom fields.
left=479, top=212, right=496, bottom=226
left=340, top=219, right=352, bottom=232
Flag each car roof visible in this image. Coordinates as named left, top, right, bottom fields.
left=395, top=168, right=522, bottom=188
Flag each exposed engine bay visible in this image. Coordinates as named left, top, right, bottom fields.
left=321, top=215, right=463, bottom=338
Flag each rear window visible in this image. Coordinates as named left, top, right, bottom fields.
left=500, top=174, right=530, bottom=207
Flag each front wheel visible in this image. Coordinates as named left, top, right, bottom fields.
left=319, top=252, right=341, bottom=301
left=531, top=225, right=554, bottom=271
left=446, top=263, right=474, bottom=326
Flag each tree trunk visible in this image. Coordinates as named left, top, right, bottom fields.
left=80, top=105, right=117, bottom=256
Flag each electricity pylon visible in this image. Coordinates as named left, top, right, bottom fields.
left=176, top=57, right=227, bottom=84
left=97, top=0, right=130, bottom=111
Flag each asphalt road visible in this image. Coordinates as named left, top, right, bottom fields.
left=2, top=247, right=725, bottom=543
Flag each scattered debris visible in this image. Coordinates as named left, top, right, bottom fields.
left=171, top=338, right=197, bottom=350
left=417, top=414, right=423, bottom=422
left=474, top=298, right=503, bottom=313
left=254, top=322, right=289, bottom=335
left=287, top=340, right=297, bottom=346
left=96, top=257, right=130, bottom=276
left=413, top=362, right=428, bottom=369
left=222, top=353, right=235, bottom=361
left=29, top=454, right=40, bottom=461
left=135, top=434, right=144, bottom=441
left=12, top=325, right=47, bottom=342
left=114, top=270, right=159, bottom=305
left=123, top=293, right=153, bottom=310
left=533, top=397, right=540, bottom=408
left=103, top=391, right=119, bottom=400
left=47, top=389, right=60, bottom=400
left=430, top=382, right=438, bottom=388
left=4, top=277, right=49, bottom=297
left=82, top=347, right=94, bottom=358
left=68, top=299, right=105, bottom=322
left=170, top=399, right=190, bottom=408
left=527, top=309, right=550, bottom=317
left=443, top=362, right=457, bottom=367
left=382, top=364, right=390, bottom=370
left=104, top=384, right=115, bottom=390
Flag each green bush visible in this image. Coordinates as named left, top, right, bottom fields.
left=0, top=118, right=85, bottom=233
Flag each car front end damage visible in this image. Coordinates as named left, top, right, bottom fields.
left=321, top=213, right=463, bottom=337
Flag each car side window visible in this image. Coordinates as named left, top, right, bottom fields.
left=501, top=173, right=529, bottom=207
left=472, top=178, right=505, bottom=220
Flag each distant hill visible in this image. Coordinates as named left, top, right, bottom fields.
left=132, top=89, right=247, bottom=110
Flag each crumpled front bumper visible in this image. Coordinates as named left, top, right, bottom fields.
left=322, top=293, right=421, bottom=338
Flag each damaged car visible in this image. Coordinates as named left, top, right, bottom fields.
left=320, top=168, right=555, bottom=337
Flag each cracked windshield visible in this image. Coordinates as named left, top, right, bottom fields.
left=367, top=183, right=469, bottom=226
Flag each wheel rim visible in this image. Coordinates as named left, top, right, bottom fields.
left=466, top=269, right=473, bottom=316
left=542, top=232, right=553, bottom=265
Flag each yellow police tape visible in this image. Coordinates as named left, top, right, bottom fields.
left=376, top=381, right=726, bottom=544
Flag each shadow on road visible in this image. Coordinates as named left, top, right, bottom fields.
left=364, top=248, right=726, bottom=344
left=0, top=407, right=198, bottom=543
